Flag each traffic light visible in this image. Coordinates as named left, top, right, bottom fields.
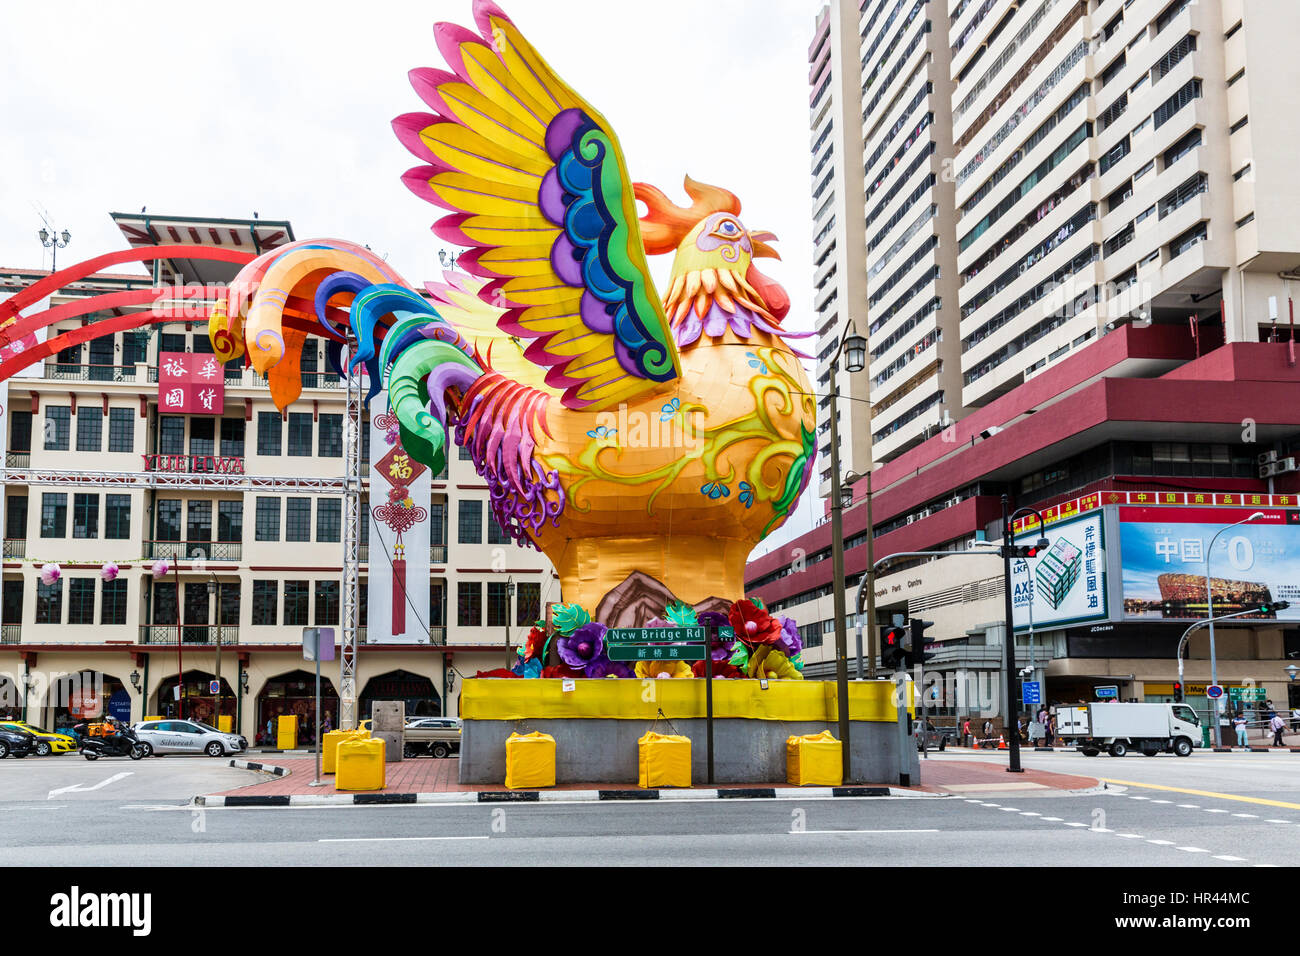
left=880, top=625, right=906, bottom=670
left=903, top=618, right=935, bottom=668
left=1257, top=601, right=1291, bottom=615
left=1173, top=681, right=1184, bottom=703
left=1003, top=537, right=1049, bottom=559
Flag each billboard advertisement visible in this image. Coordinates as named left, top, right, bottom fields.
left=157, top=352, right=225, bottom=414
left=1012, top=510, right=1107, bottom=631
left=1119, top=506, right=1300, bottom=621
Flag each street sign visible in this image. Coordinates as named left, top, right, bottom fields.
left=605, top=625, right=732, bottom=644
left=302, top=627, right=336, bottom=662
left=1021, top=681, right=1042, bottom=705
left=208, top=680, right=221, bottom=694
left=1206, top=684, right=1224, bottom=699
left=1094, top=685, right=1119, bottom=699
left=607, top=644, right=706, bottom=662
left=1229, top=686, right=1266, bottom=703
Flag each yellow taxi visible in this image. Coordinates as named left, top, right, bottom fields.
left=0, top=721, right=78, bottom=756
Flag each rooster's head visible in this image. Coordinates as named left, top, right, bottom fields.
left=635, top=176, right=791, bottom=349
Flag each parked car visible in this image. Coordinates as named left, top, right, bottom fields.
left=403, top=717, right=461, bottom=758
left=0, top=721, right=77, bottom=756
left=133, top=719, right=248, bottom=757
left=0, top=724, right=37, bottom=759
left=912, top=720, right=953, bottom=752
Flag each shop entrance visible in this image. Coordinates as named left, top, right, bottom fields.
left=257, top=670, right=339, bottom=746
left=0, top=674, right=20, bottom=720
left=48, top=671, right=127, bottom=735
left=359, top=669, right=441, bottom=719
left=154, top=671, right=237, bottom=726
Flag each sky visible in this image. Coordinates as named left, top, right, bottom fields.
left=0, top=0, right=826, bottom=551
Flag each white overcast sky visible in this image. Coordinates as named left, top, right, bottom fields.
left=0, top=0, right=827, bottom=550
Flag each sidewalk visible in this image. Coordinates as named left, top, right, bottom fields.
left=196, top=755, right=1100, bottom=806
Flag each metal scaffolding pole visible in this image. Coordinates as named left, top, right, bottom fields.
left=339, top=340, right=363, bottom=730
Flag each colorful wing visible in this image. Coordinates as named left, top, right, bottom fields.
left=393, top=0, right=680, bottom=411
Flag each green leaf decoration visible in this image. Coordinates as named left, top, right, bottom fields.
left=729, top=643, right=750, bottom=670
left=664, top=602, right=698, bottom=627
left=551, top=603, right=591, bottom=635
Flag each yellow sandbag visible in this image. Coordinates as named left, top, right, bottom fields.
left=505, top=731, right=555, bottom=789
left=786, top=730, right=843, bottom=786
left=335, top=736, right=386, bottom=791
left=638, top=731, right=691, bottom=789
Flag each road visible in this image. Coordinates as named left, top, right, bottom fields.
left=0, top=749, right=1297, bottom=866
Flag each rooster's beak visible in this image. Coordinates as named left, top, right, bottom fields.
left=750, top=230, right=781, bottom=260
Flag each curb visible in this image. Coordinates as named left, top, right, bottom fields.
left=194, top=784, right=932, bottom=808
left=228, top=758, right=291, bottom=777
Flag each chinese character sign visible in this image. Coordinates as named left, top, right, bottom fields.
left=1011, top=511, right=1108, bottom=631
left=367, top=391, right=431, bottom=644
left=156, top=352, right=224, bottom=414
left=1120, top=506, right=1300, bottom=621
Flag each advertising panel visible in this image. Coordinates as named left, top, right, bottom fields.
left=1119, top=506, right=1300, bottom=621
left=157, top=352, right=225, bottom=414
left=1012, top=510, right=1108, bottom=631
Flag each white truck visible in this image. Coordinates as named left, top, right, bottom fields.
left=1053, top=702, right=1201, bottom=757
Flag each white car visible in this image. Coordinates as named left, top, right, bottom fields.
left=133, top=719, right=247, bottom=757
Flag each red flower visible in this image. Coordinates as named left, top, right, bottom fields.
left=541, top=664, right=585, bottom=680
left=728, top=599, right=781, bottom=648
left=474, top=668, right=519, bottom=679
left=523, top=626, right=547, bottom=662
left=691, top=660, right=745, bottom=679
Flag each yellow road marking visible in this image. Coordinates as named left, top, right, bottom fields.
left=1101, top=778, right=1300, bottom=811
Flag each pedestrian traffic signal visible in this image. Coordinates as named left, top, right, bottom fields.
left=1003, top=537, right=1049, bottom=559
left=1256, top=601, right=1291, bottom=615
left=903, top=618, right=935, bottom=668
left=1173, top=681, right=1184, bottom=703
left=880, top=625, right=906, bottom=670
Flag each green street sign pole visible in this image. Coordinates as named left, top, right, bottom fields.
left=706, top=625, right=714, bottom=785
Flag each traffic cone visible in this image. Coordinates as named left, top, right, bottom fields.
left=997, top=734, right=1007, bottom=750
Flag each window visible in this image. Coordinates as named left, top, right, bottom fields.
left=1133, top=159, right=1155, bottom=181
left=10, top=411, right=31, bottom=452
left=487, top=581, right=509, bottom=627
left=458, top=582, right=481, bottom=627
left=1230, top=115, right=1249, bottom=134
left=36, top=579, right=63, bottom=624
left=1106, top=182, right=1133, bottom=213
left=6, top=496, right=27, bottom=539
left=156, top=499, right=182, bottom=541
left=314, top=581, right=339, bottom=626
left=76, top=408, right=102, bottom=452
left=288, top=413, right=313, bottom=456
left=218, top=501, right=243, bottom=542
left=152, top=582, right=177, bottom=625
left=104, top=494, right=130, bottom=540
left=40, top=493, right=67, bottom=538
left=1101, top=52, right=1126, bottom=88
left=100, top=580, right=126, bottom=624
left=252, top=581, right=278, bottom=626
left=429, top=581, right=445, bottom=626
left=516, top=581, right=540, bottom=626
left=458, top=443, right=473, bottom=461
left=68, top=578, right=95, bottom=625
left=487, top=512, right=512, bottom=544
left=1236, top=213, right=1255, bottom=229
left=2, top=579, right=23, bottom=624
left=255, top=497, right=280, bottom=541
left=108, top=408, right=134, bottom=452
left=458, top=500, right=482, bottom=544
left=1152, top=78, right=1202, bottom=130
left=72, top=494, right=99, bottom=539
left=122, top=331, right=147, bottom=366
left=220, top=418, right=245, bottom=457
left=257, top=412, right=282, bottom=456
left=430, top=503, right=446, bottom=547
left=1234, top=164, right=1253, bottom=182
left=184, top=418, right=212, bottom=458
left=160, top=333, right=186, bottom=353
left=316, top=499, right=341, bottom=542
left=44, top=407, right=70, bottom=450
left=159, top=416, right=185, bottom=455
left=1135, top=204, right=1156, bottom=225
left=286, top=498, right=311, bottom=542
left=219, top=582, right=240, bottom=626
left=187, top=501, right=212, bottom=542
left=318, top=414, right=342, bottom=457
left=284, top=580, right=309, bottom=626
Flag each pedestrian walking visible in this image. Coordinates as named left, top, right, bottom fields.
left=982, top=718, right=993, bottom=749
left=1233, top=711, right=1249, bottom=748
left=1291, top=705, right=1300, bottom=733
left=961, top=718, right=971, bottom=748
left=1270, top=711, right=1286, bottom=747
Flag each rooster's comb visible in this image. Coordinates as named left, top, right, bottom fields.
left=634, top=175, right=742, bottom=256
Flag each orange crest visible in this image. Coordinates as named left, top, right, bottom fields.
left=634, top=175, right=742, bottom=255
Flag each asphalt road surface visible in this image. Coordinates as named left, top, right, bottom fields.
left=1, top=749, right=1297, bottom=866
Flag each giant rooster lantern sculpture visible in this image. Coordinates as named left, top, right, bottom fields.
left=208, top=0, right=816, bottom=645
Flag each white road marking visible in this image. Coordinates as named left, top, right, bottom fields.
left=1214, top=855, right=1247, bottom=862
left=1128, top=796, right=1150, bottom=801
left=1064, top=822, right=1089, bottom=827
left=1203, top=808, right=1229, bottom=814
left=318, top=836, right=490, bottom=843
left=1176, top=846, right=1209, bottom=853
left=1149, top=799, right=1172, bottom=804
left=47, top=772, right=133, bottom=799
left=1265, top=819, right=1292, bottom=824
left=792, top=829, right=941, bottom=835
left=1231, top=813, right=1258, bottom=818
left=1115, top=834, right=1145, bottom=839
left=1040, top=816, right=1063, bottom=822
left=1019, top=812, right=1041, bottom=817
left=1177, top=804, right=1200, bottom=809
left=1147, top=839, right=1176, bottom=845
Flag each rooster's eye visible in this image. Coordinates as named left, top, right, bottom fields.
left=710, top=220, right=742, bottom=239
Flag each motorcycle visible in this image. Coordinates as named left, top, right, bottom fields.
left=75, top=723, right=146, bottom=761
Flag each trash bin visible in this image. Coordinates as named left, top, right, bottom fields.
left=276, top=715, right=298, bottom=750
left=504, top=731, right=556, bottom=789
left=786, top=730, right=843, bottom=786
left=335, top=736, right=386, bottom=791
left=322, top=728, right=368, bottom=774
left=638, top=731, right=691, bottom=789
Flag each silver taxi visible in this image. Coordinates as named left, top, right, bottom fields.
left=133, top=719, right=247, bottom=757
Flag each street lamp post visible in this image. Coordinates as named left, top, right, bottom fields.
left=1000, top=497, right=1047, bottom=774
left=208, top=573, right=222, bottom=730
left=38, top=227, right=71, bottom=272
left=505, top=576, right=516, bottom=668
left=827, top=318, right=866, bottom=783
left=844, top=470, right=875, bottom=680
left=1205, top=511, right=1265, bottom=747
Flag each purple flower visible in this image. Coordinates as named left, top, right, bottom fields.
left=584, top=658, right=635, bottom=679
left=698, top=610, right=736, bottom=659
left=776, top=616, right=803, bottom=658
left=557, top=622, right=606, bottom=669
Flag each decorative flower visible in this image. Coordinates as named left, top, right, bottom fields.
left=541, top=663, right=585, bottom=680
left=745, top=645, right=803, bottom=680
left=474, top=668, right=520, bottom=679
left=700, top=481, right=730, bottom=499
left=39, top=563, right=61, bottom=586
left=99, top=562, right=120, bottom=582
left=659, top=397, right=680, bottom=421
left=551, top=603, right=590, bottom=635
left=729, top=642, right=750, bottom=671
left=635, top=659, right=693, bottom=679
left=585, top=658, right=635, bottom=679
left=664, top=602, right=698, bottom=627
left=738, top=481, right=754, bottom=508
left=522, top=625, right=547, bottom=662
left=557, top=622, right=606, bottom=669
left=746, top=351, right=768, bottom=374
left=728, top=599, right=781, bottom=648
left=692, top=660, right=745, bottom=679
left=511, top=658, right=543, bottom=679
left=152, top=558, right=171, bottom=579
left=776, top=616, right=803, bottom=658
left=697, top=610, right=738, bottom=660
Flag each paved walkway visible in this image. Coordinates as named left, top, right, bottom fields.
left=211, top=755, right=1100, bottom=799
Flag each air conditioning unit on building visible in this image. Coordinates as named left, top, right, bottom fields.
left=1278, top=457, right=1298, bottom=475
left=1258, top=450, right=1278, bottom=466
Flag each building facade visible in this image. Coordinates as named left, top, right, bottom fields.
left=0, top=213, right=556, bottom=741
